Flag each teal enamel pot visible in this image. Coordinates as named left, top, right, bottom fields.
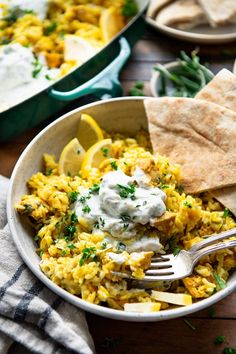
left=0, top=0, right=149, bottom=142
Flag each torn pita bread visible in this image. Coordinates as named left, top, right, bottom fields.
left=144, top=97, right=236, bottom=194
left=196, top=69, right=236, bottom=215
left=196, top=69, right=236, bottom=113
left=210, top=187, right=236, bottom=216
left=156, top=0, right=207, bottom=30
left=197, top=0, right=236, bottom=27
left=147, top=0, right=174, bottom=18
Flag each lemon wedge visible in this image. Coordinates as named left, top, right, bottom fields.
left=77, top=113, right=104, bottom=150
left=100, top=7, right=125, bottom=43
left=58, top=138, right=85, bottom=176
left=151, top=290, right=192, bottom=306
left=64, top=35, right=99, bottom=65
left=81, top=138, right=112, bottom=178
left=124, top=302, right=161, bottom=312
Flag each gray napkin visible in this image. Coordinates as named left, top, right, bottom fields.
left=0, top=175, right=95, bottom=354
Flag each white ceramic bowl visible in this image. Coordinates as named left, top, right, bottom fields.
left=7, top=97, right=236, bottom=322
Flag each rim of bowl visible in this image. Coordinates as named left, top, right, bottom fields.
left=7, top=97, right=236, bottom=321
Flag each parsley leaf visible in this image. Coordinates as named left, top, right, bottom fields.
left=122, top=0, right=138, bottom=17
left=183, top=201, right=192, bottom=208
left=213, top=272, right=226, bottom=290
left=68, top=191, right=78, bottom=203
left=44, top=22, right=57, bottom=35
left=214, top=335, right=225, bottom=345
left=79, top=247, right=97, bottom=266
left=82, top=205, right=91, bottom=214
left=32, top=58, right=43, bottom=78
left=110, top=161, right=118, bottom=170
left=223, top=208, right=230, bottom=218
left=223, top=349, right=236, bottom=354
left=117, top=183, right=136, bottom=199
left=89, top=184, right=100, bottom=194
left=101, top=147, right=109, bottom=157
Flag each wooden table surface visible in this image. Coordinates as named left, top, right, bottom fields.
left=1, top=26, right=236, bottom=354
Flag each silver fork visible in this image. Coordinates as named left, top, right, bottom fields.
left=112, top=228, right=236, bottom=283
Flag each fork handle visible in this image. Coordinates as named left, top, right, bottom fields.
left=190, top=228, right=236, bottom=252
left=190, top=239, right=236, bottom=265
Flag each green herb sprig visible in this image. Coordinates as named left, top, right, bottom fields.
left=79, top=247, right=97, bottom=266
left=155, top=51, right=214, bottom=98
left=122, top=0, right=138, bottom=17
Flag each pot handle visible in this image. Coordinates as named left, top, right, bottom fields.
left=49, top=37, right=131, bottom=101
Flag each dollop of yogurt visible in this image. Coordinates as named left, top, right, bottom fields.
left=75, top=169, right=166, bottom=240
left=0, top=43, right=59, bottom=112
left=7, top=0, right=48, bottom=20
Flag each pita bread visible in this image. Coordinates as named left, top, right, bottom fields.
left=147, top=0, right=175, bottom=18
left=210, top=186, right=236, bottom=216
left=196, top=69, right=236, bottom=215
left=197, top=0, right=236, bottom=27
left=196, top=69, right=236, bottom=113
left=144, top=97, right=236, bottom=194
left=156, top=0, right=207, bottom=30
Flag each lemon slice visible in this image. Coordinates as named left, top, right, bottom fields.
left=58, top=138, right=85, bottom=176
left=100, top=7, right=124, bottom=43
left=81, top=138, right=112, bottom=177
left=77, top=113, right=104, bottom=150
left=64, top=35, right=98, bottom=65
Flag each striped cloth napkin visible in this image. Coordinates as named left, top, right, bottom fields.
left=0, top=175, right=95, bottom=354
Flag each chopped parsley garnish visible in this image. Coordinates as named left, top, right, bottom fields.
left=39, top=250, right=44, bottom=257
left=120, top=214, right=131, bottom=222
left=173, top=246, right=181, bottom=256
left=117, top=183, right=136, bottom=199
left=110, top=161, right=118, bottom=170
left=89, top=184, right=100, bottom=194
left=79, top=247, right=97, bottom=266
left=67, top=243, right=76, bottom=249
left=129, top=80, right=145, bottom=96
left=101, top=147, right=109, bottom=157
left=79, top=196, right=87, bottom=204
left=122, top=0, right=138, bottom=18
left=68, top=191, right=78, bottom=203
left=213, top=272, right=226, bottom=289
left=45, top=74, right=52, bottom=80
left=214, top=335, right=225, bottom=345
left=32, top=58, right=43, bottom=78
left=183, top=201, right=192, bottom=208
left=77, top=149, right=80, bottom=154
left=44, top=22, right=57, bottom=35
left=223, top=208, right=230, bottom=218
left=33, top=235, right=39, bottom=242
left=23, top=204, right=33, bottom=213
left=3, top=7, right=35, bottom=24
left=101, top=241, right=108, bottom=249
left=64, top=225, right=76, bottom=241
left=123, top=223, right=129, bottom=230
left=159, top=183, right=169, bottom=189
left=116, top=242, right=126, bottom=252
left=45, top=168, right=53, bottom=176
left=177, top=184, right=185, bottom=194
left=82, top=205, right=91, bottom=214
left=223, top=349, right=236, bottom=354
left=99, top=217, right=105, bottom=227
left=94, top=221, right=100, bottom=229
left=70, top=212, right=78, bottom=224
